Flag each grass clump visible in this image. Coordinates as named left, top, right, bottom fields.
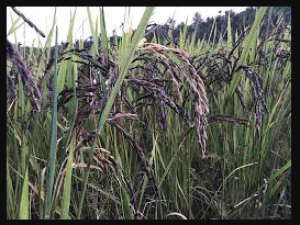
left=7, top=6, right=291, bottom=219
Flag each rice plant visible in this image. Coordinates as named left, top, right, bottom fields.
left=7, top=6, right=291, bottom=219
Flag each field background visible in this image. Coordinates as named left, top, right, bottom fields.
left=7, top=7, right=291, bottom=219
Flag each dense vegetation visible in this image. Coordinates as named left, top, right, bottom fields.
left=7, top=7, right=291, bottom=219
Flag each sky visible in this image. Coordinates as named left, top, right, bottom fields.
left=7, top=7, right=247, bottom=46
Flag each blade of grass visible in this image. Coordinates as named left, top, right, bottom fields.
left=179, top=17, right=188, bottom=51
left=230, top=7, right=267, bottom=95
left=60, top=134, right=75, bottom=219
left=44, top=26, right=59, bottom=220
left=18, top=145, right=29, bottom=219
left=86, top=7, right=98, bottom=57
left=7, top=147, right=16, bottom=219
left=7, top=20, right=24, bottom=36
left=227, top=11, right=233, bottom=49
left=120, top=185, right=133, bottom=219
left=99, top=7, right=109, bottom=56
left=57, top=8, right=77, bottom=95
left=270, top=160, right=291, bottom=182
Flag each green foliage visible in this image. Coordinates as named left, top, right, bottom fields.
left=7, top=6, right=291, bottom=220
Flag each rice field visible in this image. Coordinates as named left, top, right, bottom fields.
left=6, top=7, right=291, bottom=219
